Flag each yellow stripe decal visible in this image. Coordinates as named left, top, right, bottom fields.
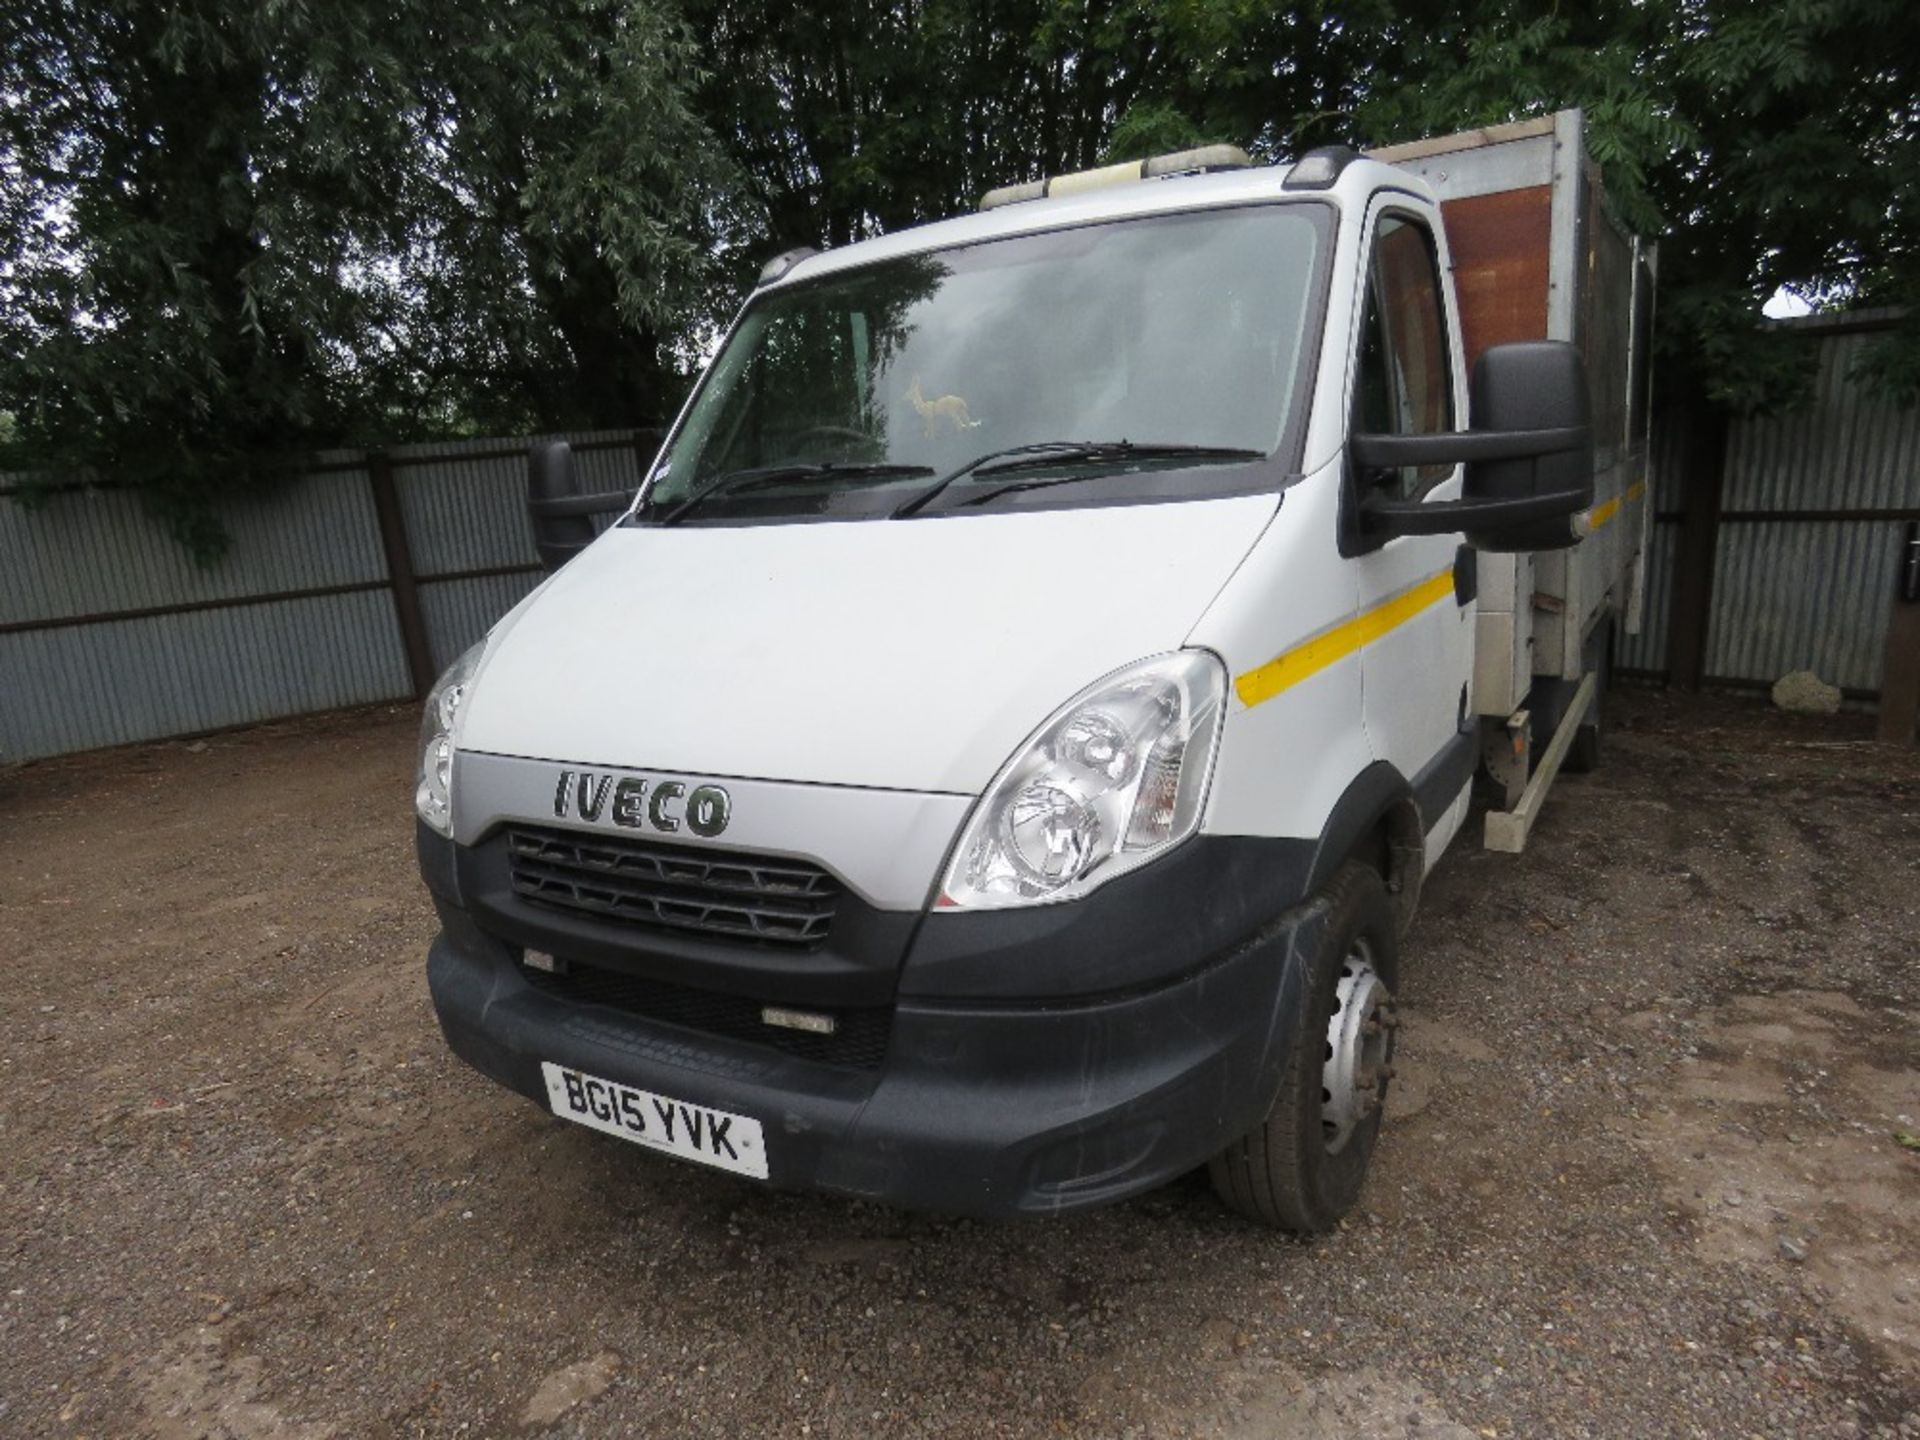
left=1234, top=567, right=1455, bottom=709
left=1587, top=479, right=1648, bottom=533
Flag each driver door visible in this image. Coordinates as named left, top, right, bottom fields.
left=1349, top=206, right=1476, bottom=833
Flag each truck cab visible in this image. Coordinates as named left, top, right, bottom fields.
left=416, top=112, right=1651, bottom=1229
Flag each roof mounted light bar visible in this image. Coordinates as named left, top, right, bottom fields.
left=757, top=246, right=820, bottom=286
left=979, top=145, right=1253, bottom=212
left=1282, top=145, right=1360, bottom=191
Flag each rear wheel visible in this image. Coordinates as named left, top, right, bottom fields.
left=1531, top=617, right=1612, bottom=775
left=1208, top=862, right=1400, bottom=1232
left=1564, top=618, right=1613, bottom=773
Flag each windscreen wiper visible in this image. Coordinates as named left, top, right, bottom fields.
left=893, top=441, right=1264, bottom=518
left=889, top=442, right=1117, bottom=519
left=654, top=460, right=934, bottom=527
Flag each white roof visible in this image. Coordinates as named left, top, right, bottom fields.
left=768, top=158, right=1423, bottom=287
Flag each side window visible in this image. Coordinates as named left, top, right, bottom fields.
left=1354, top=214, right=1454, bottom=501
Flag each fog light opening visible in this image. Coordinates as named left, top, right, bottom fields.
left=761, top=1006, right=837, bottom=1036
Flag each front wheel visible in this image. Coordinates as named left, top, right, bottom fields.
left=1208, top=861, right=1400, bottom=1232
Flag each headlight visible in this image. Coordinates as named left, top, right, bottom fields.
left=415, top=642, right=485, bottom=837
left=939, top=651, right=1226, bottom=909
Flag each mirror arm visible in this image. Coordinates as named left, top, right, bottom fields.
left=1360, top=488, right=1591, bottom=538
left=1349, top=425, right=1588, bottom=469
left=528, top=490, right=636, bottom=519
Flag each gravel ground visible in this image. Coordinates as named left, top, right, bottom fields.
left=2, top=686, right=1918, bottom=1439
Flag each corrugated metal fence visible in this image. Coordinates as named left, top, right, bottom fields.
left=1619, top=310, right=1919, bottom=699
left=5, top=312, right=1914, bottom=765
left=1, top=430, right=658, bottom=762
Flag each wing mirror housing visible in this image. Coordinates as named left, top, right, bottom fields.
left=527, top=440, right=635, bottom=573
left=1350, top=341, right=1594, bottom=553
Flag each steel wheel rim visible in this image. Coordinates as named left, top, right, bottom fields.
left=1321, top=940, right=1395, bottom=1154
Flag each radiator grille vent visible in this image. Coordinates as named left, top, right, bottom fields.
left=507, top=826, right=839, bottom=948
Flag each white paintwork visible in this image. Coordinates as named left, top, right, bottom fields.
left=1473, top=552, right=1534, bottom=715
left=765, top=160, right=1386, bottom=295
left=1472, top=608, right=1523, bottom=716
left=453, top=751, right=971, bottom=909
left=459, top=496, right=1278, bottom=796
left=456, top=132, right=1644, bottom=909
left=1423, top=784, right=1471, bottom=872
left=1187, top=459, right=1372, bottom=842
left=1346, top=192, right=1476, bottom=809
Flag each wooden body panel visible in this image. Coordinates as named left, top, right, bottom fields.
left=1438, top=186, right=1553, bottom=376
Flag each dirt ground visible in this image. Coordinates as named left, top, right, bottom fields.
left=3, top=687, right=1918, bottom=1440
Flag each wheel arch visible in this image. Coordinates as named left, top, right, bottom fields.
left=1301, top=761, right=1424, bottom=937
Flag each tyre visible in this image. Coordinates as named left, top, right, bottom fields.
left=1565, top=705, right=1603, bottom=773
left=1563, top=618, right=1613, bottom=774
left=1208, top=861, right=1400, bottom=1232
left=1531, top=618, right=1612, bottom=775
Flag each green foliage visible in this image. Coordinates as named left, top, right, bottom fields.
left=400, top=0, right=750, bottom=434
left=2, top=2, right=405, bottom=553
left=1104, top=102, right=1213, bottom=164
left=687, top=0, right=1914, bottom=416
left=1345, top=0, right=1919, bottom=411
left=0, top=0, right=739, bottom=557
left=1854, top=334, right=1920, bottom=409
left=2, top=0, right=1913, bottom=557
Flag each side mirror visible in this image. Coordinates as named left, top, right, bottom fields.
left=1350, top=341, right=1594, bottom=553
left=526, top=440, right=634, bottom=573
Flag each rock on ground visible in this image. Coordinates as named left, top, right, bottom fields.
left=1773, top=668, right=1843, bottom=714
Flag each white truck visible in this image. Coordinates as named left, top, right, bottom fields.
left=415, top=109, right=1653, bottom=1230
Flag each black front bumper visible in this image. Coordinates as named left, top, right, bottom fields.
left=420, top=823, right=1324, bottom=1218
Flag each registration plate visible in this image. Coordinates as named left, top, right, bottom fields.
left=540, top=1062, right=769, bottom=1180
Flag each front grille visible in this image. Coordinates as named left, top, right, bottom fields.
left=521, top=960, right=892, bottom=1069
left=507, top=826, right=840, bottom=948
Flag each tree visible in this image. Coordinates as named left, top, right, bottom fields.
left=687, top=0, right=1915, bottom=414
left=0, top=2, right=420, bottom=552
left=4, top=0, right=1910, bottom=560
left=398, top=0, right=750, bottom=433
left=0, top=0, right=738, bottom=555
left=1347, top=0, right=1920, bottom=410
left=680, top=0, right=1229, bottom=257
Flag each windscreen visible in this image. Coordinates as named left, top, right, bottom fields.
left=640, top=204, right=1325, bottom=522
